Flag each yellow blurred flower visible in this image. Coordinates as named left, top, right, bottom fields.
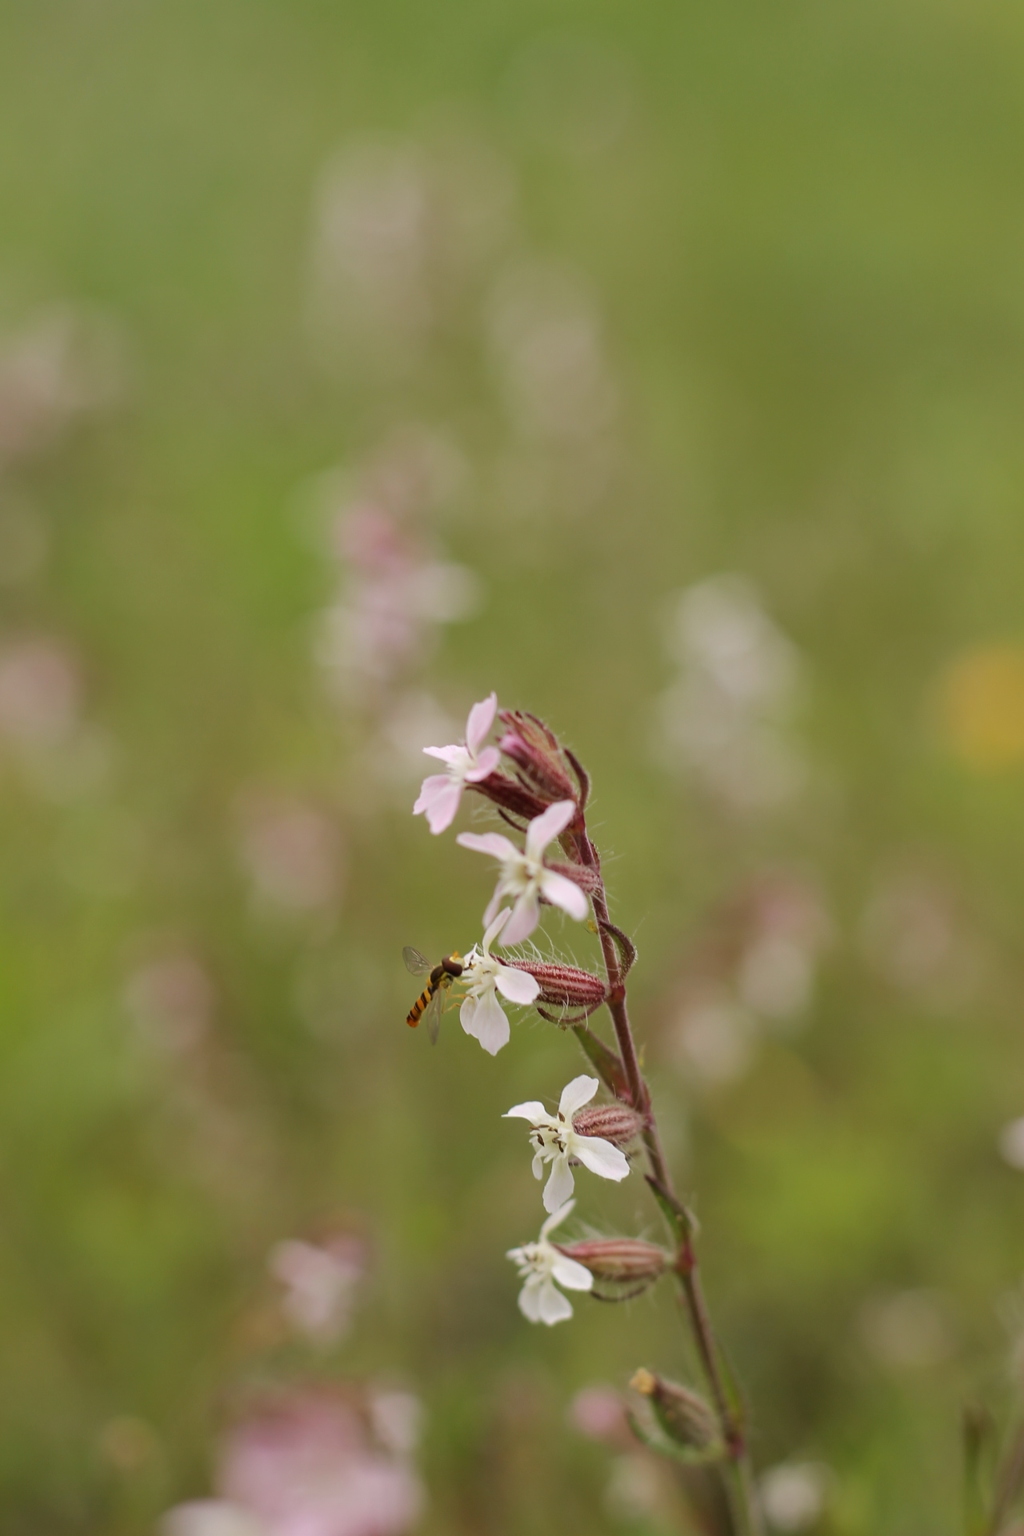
left=939, top=643, right=1024, bottom=771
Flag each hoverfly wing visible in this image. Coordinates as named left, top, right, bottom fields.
left=403, top=945, right=432, bottom=976
left=424, top=984, right=445, bottom=1046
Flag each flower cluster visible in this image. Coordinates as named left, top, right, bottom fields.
left=410, top=695, right=652, bottom=1323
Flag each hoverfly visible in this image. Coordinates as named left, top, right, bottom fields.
left=402, top=948, right=464, bottom=1044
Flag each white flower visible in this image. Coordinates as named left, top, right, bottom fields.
left=459, top=909, right=540, bottom=1055
left=505, top=1074, right=630, bottom=1212
left=506, top=1199, right=593, bottom=1325
left=457, top=799, right=587, bottom=944
left=413, top=692, right=500, bottom=834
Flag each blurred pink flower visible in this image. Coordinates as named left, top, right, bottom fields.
left=413, top=692, right=500, bottom=833
left=0, top=636, right=82, bottom=748
left=237, top=796, right=344, bottom=914
left=123, top=951, right=215, bottom=1055
left=221, top=1390, right=424, bottom=1536
left=567, top=1384, right=631, bottom=1447
left=268, top=1236, right=365, bottom=1344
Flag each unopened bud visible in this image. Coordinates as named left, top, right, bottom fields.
left=571, top=1102, right=645, bottom=1147
left=498, top=722, right=578, bottom=804
left=505, top=960, right=608, bottom=1016
left=468, top=770, right=548, bottom=824
left=630, top=1369, right=719, bottom=1452
left=557, top=1239, right=667, bottom=1288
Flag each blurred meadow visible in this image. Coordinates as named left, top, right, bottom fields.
left=4, top=1, right=1024, bottom=1531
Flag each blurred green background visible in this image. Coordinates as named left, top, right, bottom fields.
left=3, top=1, right=1024, bottom=1531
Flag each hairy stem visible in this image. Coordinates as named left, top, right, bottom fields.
left=574, top=818, right=763, bottom=1536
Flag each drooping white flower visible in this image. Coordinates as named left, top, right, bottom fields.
left=457, top=799, right=587, bottom=944
left=459, top=908, right=540, bottom=1055
left=413, top=692, right=500, bottom=834
left=504, top=1074, right=630, bottom=1212
left=506, top=1199, right=593, bottom=1325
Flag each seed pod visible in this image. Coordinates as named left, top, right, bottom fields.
left=504, top=960, right=608, bottom=1017
left=498, top=710, right=579, bottom=804
left=561, top=1234, right=666, bottom=1284
left=571, top=1102, right=645, bottom=1147
left=630, top=1369, right=720, bottom=1452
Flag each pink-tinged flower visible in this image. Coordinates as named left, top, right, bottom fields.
left=504, top=1074, right=630, bottom=1212
left=506, top=1199, right=592, bottom=1325
left=456, top=800, right=587, bottom=944
left=161, top=1387, right=425, bottom=1536
left=268, top=1236, right=364, bottom=1344
left=458, top=908, right=540, bottom=1055
left=413, top=693, right=500, bottom=833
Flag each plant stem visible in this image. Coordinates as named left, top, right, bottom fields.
left=575, top=819, right=763, bottom=1536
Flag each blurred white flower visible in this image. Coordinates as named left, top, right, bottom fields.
left=862, top=871, right=980, bottom=1007
left=161, top=1502, right=266, bottom=1536
left=1000, top=1118, right=1024, bottom=1171
left=654, top=575, right=806, bottom=811
left=369, top=1391, right=422, bottom=1458
left=413, top=692, right=500, bottom=834
left=506, top=1198, right=593, bottom=1324
left=0, top=305, right=127, bottom=466
left=458, top=908, right=540, bottom=1056
left=487, top=259, right=617, bottom=446
left=457, top=799, right=587, bottom=944
left=759, top=1462, right=830, bottom=1531
left=859, top=1287, right=953, bottom=1370
left=671, top=994, right=756, bottom=1087
left=505, top=1073, right=630, bottom=1212
left=269, top=1236, right=364, bottom=1344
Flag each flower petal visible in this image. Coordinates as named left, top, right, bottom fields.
left=525, top=800, right=576, bottom=860
left=571, top=1135, right=630, bottom=1182
left=543, top=1154, right=575, bottom=1213
left=503, top=1101, right=549, bottom=1123
left=518, top=1277, right=544, bottom=1323
left=532, top=1150, right=545, bottom=1181
left=495, top=964, right=540, bottom=1005
left=540, top=1198, right=576, bottom=1239
left=537, top=1278, right=574, bottom=1325
left=558, top=1074, right=599, bottom=1120
left=481, top=907, right=511, bottom=952
left=465, top=693, right=497, bottom=755
left=550, top=1253, right=595, bottom=1292
left=464, top=744, right=500, bottom=782
left=467, top=988, right=510, bottom=1055
left=501, top=890, right=540, bottom=945
left=539, top=868, right=589, bottom=921
left=456, top=831, right=519, bottom=861
left=482, top=885, right=506, bottom=931
left=460, top=993, right=482, bottom=1039
left=422, top=744, right=462, bottom=764
left=413, top=773, right=452, bottom=813
left=423, top=779, right=464, bottom=834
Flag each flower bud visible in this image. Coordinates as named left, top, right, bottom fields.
left=468, top=770, right=548, bottom=824
left=556, top=1239, right=667, bottom=1287
left=504, top=960, right=608, bottom=1016
left=498, top=710, right=579, bottom=804
left=630, top=1369, right=719, bottom=1452
left=571, top=1102, right=645, bottom=1147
